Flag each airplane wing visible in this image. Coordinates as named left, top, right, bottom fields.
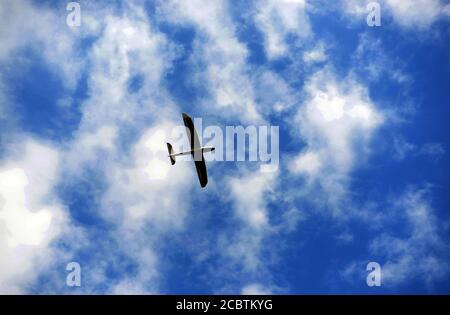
left=182, top=113, right=208, bottom=188
left=194, top=157, right=208, bottom=188
left=182, top=113, right=201, bottom=151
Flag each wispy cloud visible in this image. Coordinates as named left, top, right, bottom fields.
left=0, top=138, right=74, bottom=293
left=290, top=67, right=383, bottom=215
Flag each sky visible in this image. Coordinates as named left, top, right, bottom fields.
left=0, top=0, right=450, bottom=294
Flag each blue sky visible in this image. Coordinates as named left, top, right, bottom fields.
left=1, top=0, right=450, bottom=294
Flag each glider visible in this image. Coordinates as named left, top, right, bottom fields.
left=167, top=113, right=215, bottom=188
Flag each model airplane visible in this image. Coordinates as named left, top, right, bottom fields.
left=167, top=113, right=215, bottom=188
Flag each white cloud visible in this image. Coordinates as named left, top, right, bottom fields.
left=152, top=2, right=306, bottom=289
left=384, top=0, right=443, bottom=28
left=290, top=150, right=322, bottom=176
left=220, top=168, right=297, bottom=288
left=55, top=3, right=196, bottom=293
left=353, top=34, right=411, bottom=84
left=0, top=0, right=101, bottom=293
left=419, top=143, right=445, bottom=160
left=0, top=139, right=69, bottom=293
left=291, top=68, right=383, bottom=213
left=0, top=0, right=89, bottom=141
left=369, top=188, right=449, bottom=285
left=0, top=77, right=9, bottom=122
left=392, top=136, right=417, bottom=160
left=195, top=168, right=286, bottom=293
left=342, top=0, right=371, bottom=17
left=393, top=137, right=445, bottom=161
left=444, top=4, right=450, bottom=17
left=158, top=0, right=262, bottom=123
left=101, top=123, right=194, bottom=231
left=65, top=126, right=118, bottom=173
left=228, top=170, right=277, bottom=230
left=241, top=283, right=273, bottom=295
left=303, top=43, right=327, bottom=64
left=0, top=0, right=83, bottom=89
left=0, top=0, right=190, bottom=293
left=255, top=0, right=311, bottom=59
left=341, top=187, right=450, bottom=286
left=253, top=70, right=298, bottom=114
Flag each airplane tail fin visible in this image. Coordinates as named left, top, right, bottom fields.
left=167, top=143, right=176, bottom=165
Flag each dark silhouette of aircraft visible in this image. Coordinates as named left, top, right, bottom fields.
left=167, top=113, right=215, bottom=188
